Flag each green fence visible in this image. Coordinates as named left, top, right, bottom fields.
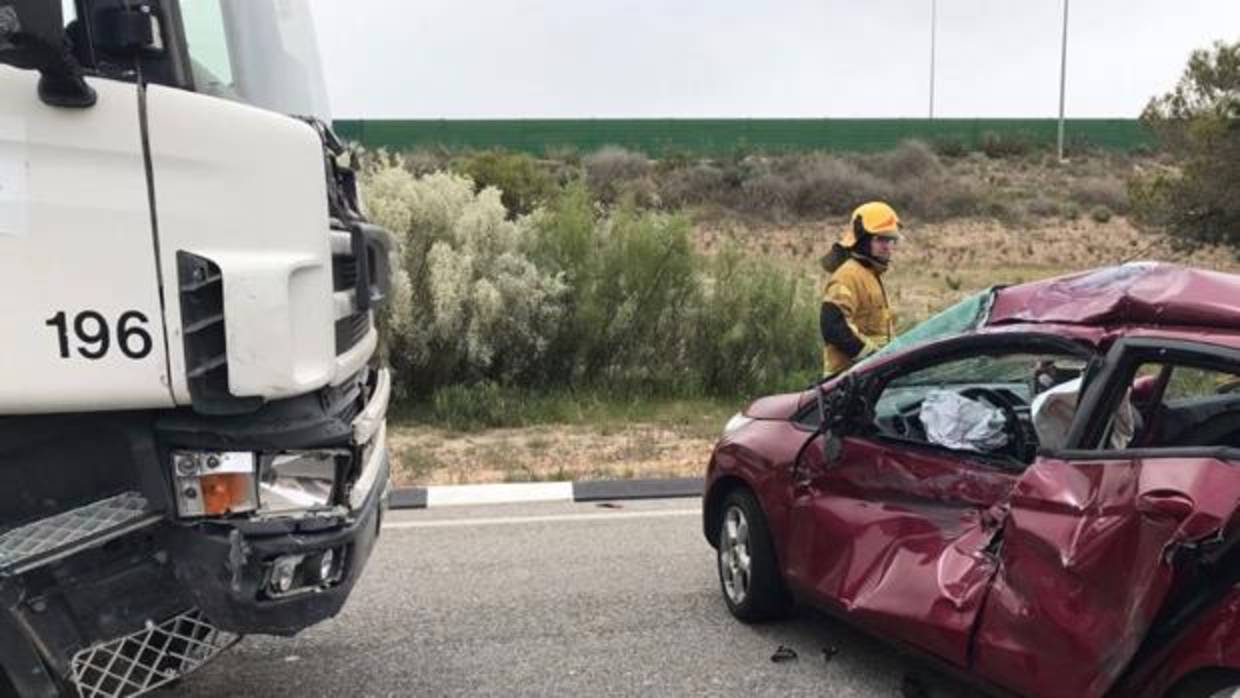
left=331, top=118, right=1154, bottom=156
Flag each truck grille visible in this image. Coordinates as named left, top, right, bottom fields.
left=333, top=254, right=359, bottom=292
left=335, top=312, right=370, bottom=355
left=69, top=608, right=239, bottom=698
left=177, top=253, right=261, bottom=415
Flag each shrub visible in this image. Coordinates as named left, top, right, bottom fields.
left=932, top=137, right=970, bottom=158
left=455, top=150, right=556, bottom=216
left=584, top=146, right=652, bottom=204
left=1131, top=40, right=1240, bottom=250
left=1069, top=176, right=1129, bottom=213
left=692, top=248, right=819, bottom=395
left=1026, top=196, right=1062, bottom=218
left=362, top=168, right=567, bottom=397
left=980, top=131, right=1035, bottom=159
left=1091, top=206, right=1113, bottom=223
left=401, top=148, right=454, bottom=176
left=658, top=162, right=728, bottom=208
left=859, top=140, right=944, bottom=182
left=738, top=172, right=796, bottom=217
left=784, top=154, right=892, bottom=217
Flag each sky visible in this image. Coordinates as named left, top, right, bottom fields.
left=309, top=1, right=1240, bottom=119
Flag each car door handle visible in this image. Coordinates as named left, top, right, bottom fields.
left=1137, top=490, right=1195, bottom=522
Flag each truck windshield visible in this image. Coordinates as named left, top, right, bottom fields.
left=181, top=0, right=238, bottom=99
left=180, top=0, right=331, bottom=121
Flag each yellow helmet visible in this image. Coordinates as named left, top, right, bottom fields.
left=840, top=201, right=902, bottom=248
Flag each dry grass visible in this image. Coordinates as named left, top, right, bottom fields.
left=387, top=422, right=721, bottom=486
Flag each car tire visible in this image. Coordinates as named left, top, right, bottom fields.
left=1169, top=670, right=1240, bottom=698
left=716, top=488, right=792, bottom=622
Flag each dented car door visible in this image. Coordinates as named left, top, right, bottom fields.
left=785, top=434, right=1014, bottom=667
left=970, top=453, right=1240, bottom=697
left=782, top=334, right=1091, bottom=668
left=972, top=338, right=1240, bottom=697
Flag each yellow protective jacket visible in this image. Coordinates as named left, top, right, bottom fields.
left=821, top=257, right=894, bottom=375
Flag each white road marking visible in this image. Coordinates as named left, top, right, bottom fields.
left=425, top=482, right=574, bottom=507
left=382, top=508, right=700, bottom=530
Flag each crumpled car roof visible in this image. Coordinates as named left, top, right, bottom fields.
left=987, top=262, right=1240, bottom=330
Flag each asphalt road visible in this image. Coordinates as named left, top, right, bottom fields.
left=169, top=498, right=980, bottom=697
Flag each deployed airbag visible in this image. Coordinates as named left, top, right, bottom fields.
left=919, top=390, right=1009, bottom=452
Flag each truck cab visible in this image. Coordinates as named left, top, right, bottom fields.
left=0, top=2, right=392, bottom=695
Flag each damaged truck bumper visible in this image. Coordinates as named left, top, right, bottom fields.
left=161, top=446, right=389, bottom=636
left=0, top=367, right=391, bottom=697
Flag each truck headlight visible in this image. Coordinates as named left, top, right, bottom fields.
left=257, top=450, right=344, bottom=514
left=173, top=449, right=346, bottom=518
left=173, top=451, right=258, bottom=517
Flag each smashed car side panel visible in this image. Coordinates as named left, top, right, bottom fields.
left=1127, top=588, right=1240, bottom=698
left=972, top=456, right=1240, bottom=698
left=786, top=438, right=1014, bottom=667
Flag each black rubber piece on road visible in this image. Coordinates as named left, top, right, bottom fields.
left=770, top=645, right=798, bottom=663
left=717, top=488, right=793, bottom=623
left=573, top=477, right=703, bottom=502
left=389, top=488, right=428, bottom=509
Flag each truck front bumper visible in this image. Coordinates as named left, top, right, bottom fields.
left=162, top=448, right=389, bottom=636
left=160, top=367, right=393, bottom=636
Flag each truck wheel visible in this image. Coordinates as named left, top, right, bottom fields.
left=1169, top=670, right=1240, bottom=698
left=716, top=488, right=792, bottom=622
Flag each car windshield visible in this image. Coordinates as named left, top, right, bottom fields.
left=848, top=288, right=997, bottom=374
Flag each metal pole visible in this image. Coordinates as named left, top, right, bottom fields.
left=929, top=0, right=937, bottom=119
left=1057, top=0, right=1069, bottom=161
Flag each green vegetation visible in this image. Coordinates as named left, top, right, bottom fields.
left=1131, top=40, right=1240, bottom=251
left=363, top=162, right=821, bottom=409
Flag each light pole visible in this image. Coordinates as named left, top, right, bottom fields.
left=929, top=0, right=937, bottom=119
left=1057, top=0, right=1070, bottom=161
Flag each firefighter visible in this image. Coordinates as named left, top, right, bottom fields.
left=820, top=201, right=901, bottom=375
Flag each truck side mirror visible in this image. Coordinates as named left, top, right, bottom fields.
left=92, top=5, right=157, bottom=56
left=0, top=13, right=96, bottom=108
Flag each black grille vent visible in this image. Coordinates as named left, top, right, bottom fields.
left=335, top=312, right=369, bottom=355
left=332, top=254, right=358, bottom=292
left=177, top=252, right=261, bottom=416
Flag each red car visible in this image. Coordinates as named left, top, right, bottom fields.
left=704, top=263, right=1240, bottom=698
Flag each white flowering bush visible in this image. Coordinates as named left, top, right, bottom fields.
left=361, top=157, right=821, bottom=404
left=362, top=161, right=566, bottom=395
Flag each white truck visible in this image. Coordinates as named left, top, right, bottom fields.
left=0, top=1, right=392, bottom=696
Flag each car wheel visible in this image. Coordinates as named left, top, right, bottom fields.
left=717, top=488, right=791, bottom=622
left=1170, top=670, right=1240, bottom=698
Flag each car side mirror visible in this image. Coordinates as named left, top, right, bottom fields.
left=0, top=25, right=97, bottom=108
left=815, top=374, right=863, bottom=467
left=822, top=429, right=843, bottom=465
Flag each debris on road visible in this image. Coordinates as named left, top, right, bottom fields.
left=822, top=646, right=839, bottom=664
left=770, top=645, right=798, bottom=663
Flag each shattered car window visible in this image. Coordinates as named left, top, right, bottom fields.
left=887, top=353, right=1085, bottom=389
left=851, top=289, right=996, bottom=372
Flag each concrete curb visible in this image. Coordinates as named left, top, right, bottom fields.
left=388, top=477, right=704, bottom=510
